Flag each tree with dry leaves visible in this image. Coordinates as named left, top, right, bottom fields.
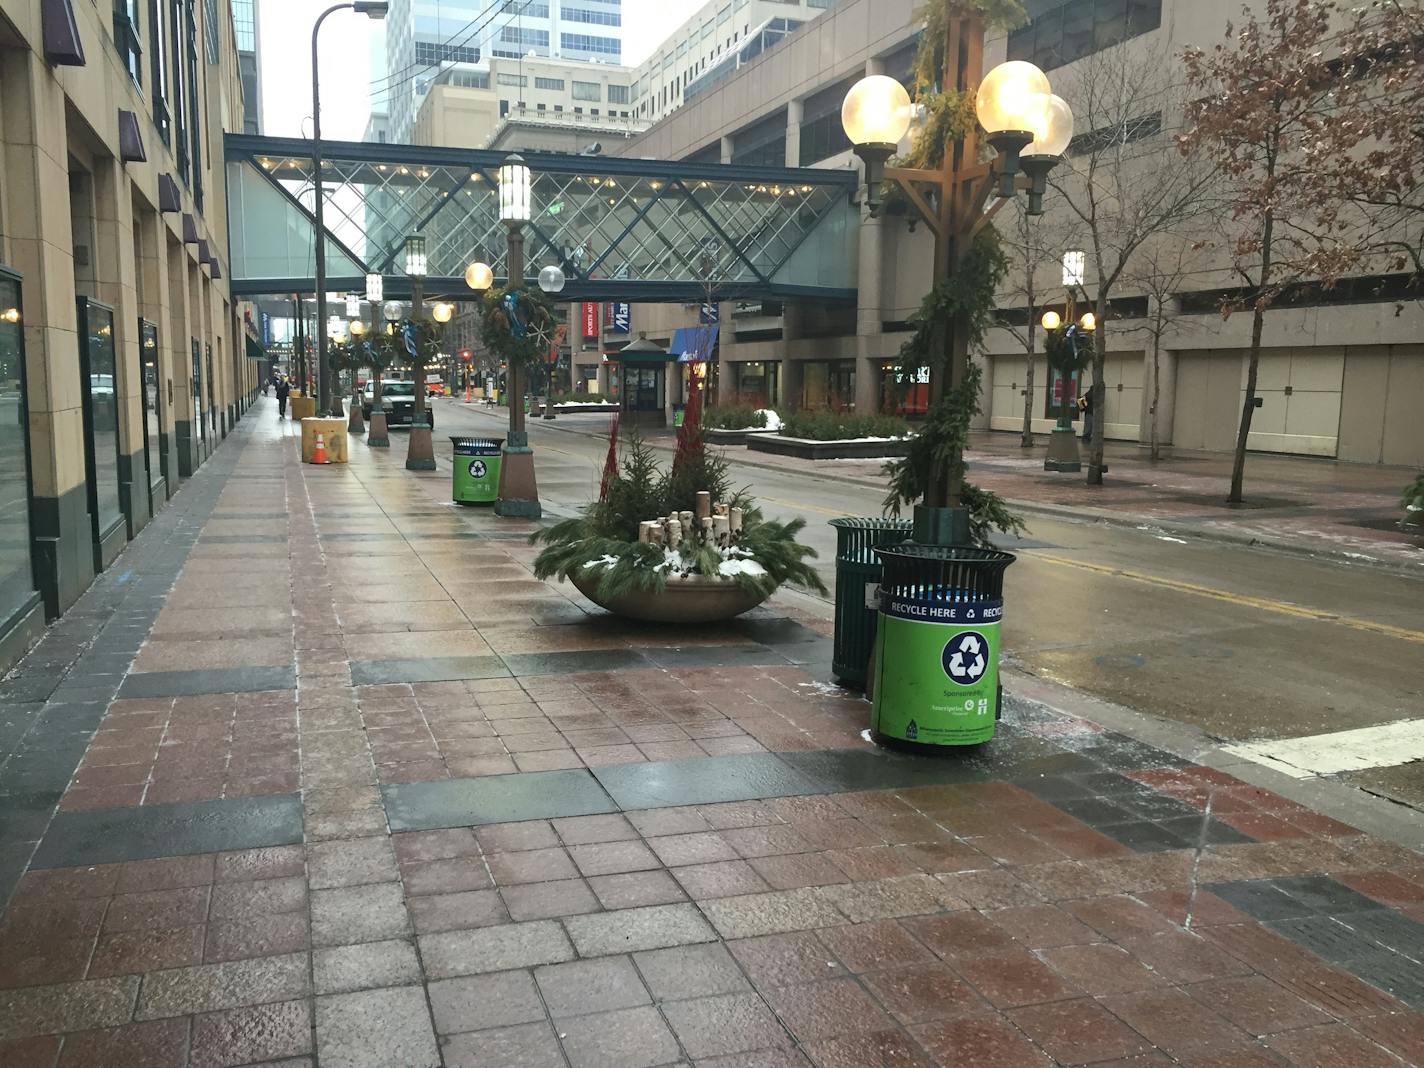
left=1049, top=39, right=1218, bottom=486
left=1178, top=0, right=1366, bottom=504
left=996, top=204, right=1076, bottom=448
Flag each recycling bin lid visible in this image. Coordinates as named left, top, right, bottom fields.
left=450, top=435, right=505, bottom=448
left=874, top=544, right=1015, bottom=565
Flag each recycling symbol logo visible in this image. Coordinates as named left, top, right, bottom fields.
left=468, top=459, right=487, bottom=479
left=942, top=630, right=989, bottom=686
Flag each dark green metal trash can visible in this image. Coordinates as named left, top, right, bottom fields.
left=829, top=517, right=913, bottom=688
left=451, top=436, right=503, bottom=504
left=870, top=545, right=1015, bottom=750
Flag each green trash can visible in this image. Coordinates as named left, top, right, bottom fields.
left=829, top=518, right=913, bottom=688
left=451, top=436, right=503, bottom=504
left=870, top=544, right=1015, bottom=750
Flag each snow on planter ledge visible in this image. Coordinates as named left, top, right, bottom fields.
left=747, top=434, right=913, bottom=460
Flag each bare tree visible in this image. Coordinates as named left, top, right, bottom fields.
left=996, top=205, right=1074, bottom=448
left=1049, top=36, right=1219, bottom=484
left=1119, top=233, right=1207, bottom=462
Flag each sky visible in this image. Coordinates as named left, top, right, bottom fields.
left=258, top=0, right=703, bottom=141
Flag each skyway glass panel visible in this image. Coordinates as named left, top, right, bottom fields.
left=223, top=135, right=856, bottom=299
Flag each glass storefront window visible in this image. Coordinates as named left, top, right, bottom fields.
left=731, top=360, right=777, bottom=408
left=800, top=360, right=856, bottom=410
left=140, top=319, right=165, bottom=488
left=77, top=298, right=123, bottom=539
left=877, top=361, right=928, bottom=416
left=191, top=339, right=204, bottom=442
left=0, top=270, right=36, bottom=624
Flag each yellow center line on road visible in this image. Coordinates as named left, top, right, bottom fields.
left=1024, top=551, right=1424, bottom=645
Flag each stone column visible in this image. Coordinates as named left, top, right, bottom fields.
left=170, top=238, right=197, bottom=478
left=719, top=135, right=734, bottom=164
left=92, top=155, right=149, bottom=538
left=784, top=99, right=803, bottom=168
left=0, top=51, right=93, bottom=618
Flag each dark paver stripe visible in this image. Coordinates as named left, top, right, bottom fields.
left=117, top=665, right=298, bottom=699
left=383, top=769, right=617, bottom=831
left=30, top=793, right=303, bottom=869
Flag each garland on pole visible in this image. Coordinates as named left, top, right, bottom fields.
left=476, top=285, right=558, bottom=370
left=881, top=229, right=1026, bottom=545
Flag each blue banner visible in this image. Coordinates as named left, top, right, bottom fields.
left=260, top=312, right=272, bottom=346
left=610, top=302, right=631, bottom=334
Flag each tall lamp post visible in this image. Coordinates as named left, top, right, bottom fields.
left=1040, top=288, right=1096, bottom=471
left=367, top=274, right=390, bottom=447
left=311, top=0, right=388, bottom=419
left=537, top=265, right=565, bottom=419
left=842, top=26, right=1072, bottom=544
left=403, top=233, right=437, bottom=471
left=493, top=154, right=541, bottom=518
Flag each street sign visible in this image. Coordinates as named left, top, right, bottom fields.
left=699, top=303, right=719, bottom=324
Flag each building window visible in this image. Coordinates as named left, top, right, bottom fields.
left=149, top=0, right=170, bottom=141
left=414, top=40, right=479, bottom=64
left=1007, top=0, right=1161, bottom=71
left=572, top=80, right=601, bottom=101
left=608, top=83, right=629, bottom=104
left=798, top=74, right=858, bottom=165
left=535, top=76, right=564, bottom=90
left=449, top=70, right=489, bottom=88
left=0, top=270, right=35, bottom=628
left=497, top=73, right=528, bottom=87
left=1068, top=111, right=1161, bottom=155
left=500, top=26, right=549, bottom=48
left=562, top=6, right=620, bottom=26
left=201, top=0, right=218, bottom=63
left=113, top=0, right=143, bottom=86
left=501, top=0, right=548, bottom=14
left=560, top=33, right=620, bottom=55
left=730, top=111, right=785, bottom=166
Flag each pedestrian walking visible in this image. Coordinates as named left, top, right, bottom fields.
left=275, top=376, right=291, bottom=419
left=1078, top=388, right=1094, bottom=443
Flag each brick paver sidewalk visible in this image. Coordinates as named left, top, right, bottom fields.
left=1, top=401, right=1422, bottom=1067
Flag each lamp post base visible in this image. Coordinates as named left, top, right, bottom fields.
left=367, top=410, right=389, bottom=448
left=912, top=505, right=971, bottom=547
left=495, top=434, right=541, bottom=518
left=405, top=420, right=437, bottom=471
left=1044, top=429, right=1082, bottom=472
left=347, top=396, right=365, bottom=435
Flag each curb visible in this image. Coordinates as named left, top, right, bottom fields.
left=441, top=401, right=1424, bottom=575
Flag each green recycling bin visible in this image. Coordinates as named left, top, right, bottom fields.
left=870, top=544, right=1015, bottom=750
left=451, top=436, right=503, bottom=504
left=829, top=518, right=913, bottom=688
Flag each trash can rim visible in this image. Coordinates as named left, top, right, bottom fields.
left=828, top=517, right=915, bottom=530
left=874, top=544, right=1016, bottom=565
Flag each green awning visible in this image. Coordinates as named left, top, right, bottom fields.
left=245, top=335, right=267, bottom=361
left=606, top=335, right=673, bottom=363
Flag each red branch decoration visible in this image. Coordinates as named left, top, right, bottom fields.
left=599, top=414, right=621, bottom=503
left=672, top=367, right=704, bottom=478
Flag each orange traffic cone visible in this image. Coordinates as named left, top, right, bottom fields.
left=312, top=432, right=331, bottom=465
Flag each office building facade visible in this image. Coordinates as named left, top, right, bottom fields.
left=604, top=0, right=1421, bottom=468
left=0, top=0, right=258, bottom=671
left=384, top=0, right=627, bottom=141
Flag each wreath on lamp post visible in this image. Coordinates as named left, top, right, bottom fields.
left=476, top=285, right=558, bottom=369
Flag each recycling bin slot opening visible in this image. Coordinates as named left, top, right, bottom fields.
left=870, top=545, right=1015, bottom=751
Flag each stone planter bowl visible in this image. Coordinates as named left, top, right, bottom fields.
left=570, top=571, right=771, bottom=623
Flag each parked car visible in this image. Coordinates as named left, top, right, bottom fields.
left=362, top=381, right=433, bottom=429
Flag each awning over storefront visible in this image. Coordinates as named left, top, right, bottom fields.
left=671, top=325, right=719, bottom=363
left=245, top=335, right=267, bottom=361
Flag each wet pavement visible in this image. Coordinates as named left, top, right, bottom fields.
left=0, top=399, right=1422, bottom=1066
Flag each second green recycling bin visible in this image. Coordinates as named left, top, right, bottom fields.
left=870, top=544, right=1015, bottom=749
left=451, top=436, right=503, bottom=504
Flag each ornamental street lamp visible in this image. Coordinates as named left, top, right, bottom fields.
left=842, top=17, right=1072, bottom=544
left=1041, top=297, right=1096, bottom=472
left=311, top=0, right=388, bottom=420
left=403, top=233, right=437, bottom=471
left=464, top=261, right=494, bottom=292
left=495, top=154, right=541, bottom=518
left=537, top=265, right=565, bottom=421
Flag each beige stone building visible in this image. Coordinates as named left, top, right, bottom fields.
left=603, top=0, right=1423, bottom=469
left=0, top=0, right=257, bottom=669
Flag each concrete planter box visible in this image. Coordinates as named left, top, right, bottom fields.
left=570, top=571, right=770, bottom=623
left=747, top=434, right=912, bottom=460
left=705, top=427, right=779, bottom=446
